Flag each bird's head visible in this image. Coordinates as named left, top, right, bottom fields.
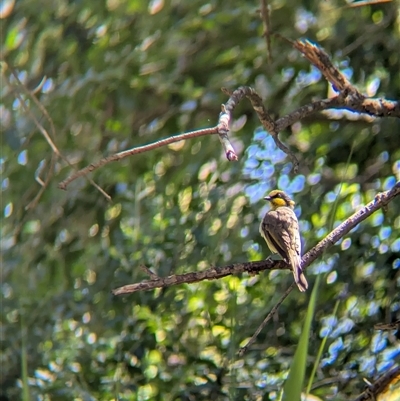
left=264, top=190, right=295, bottom=210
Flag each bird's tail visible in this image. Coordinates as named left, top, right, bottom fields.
left=291, top=257, right=308, bottom=292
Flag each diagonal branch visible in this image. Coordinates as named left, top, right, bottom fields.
left=301, top=180, right=400, bottom=268
left=112, top=181, right=400, bottom=296
left=7, top=64, right=111, bottom=202
left=353, top=365, right=400, bottom=401
left=293, top=39, right=360, bottom=96
left=59, top=127, right=218, bottom=190
left=291, top=40, right=400, bottom=117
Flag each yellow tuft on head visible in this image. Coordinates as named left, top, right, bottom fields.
left=264, top=190, right=295, bottom=209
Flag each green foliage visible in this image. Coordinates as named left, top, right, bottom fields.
left=2, top=0, right=400, bottom=400
left=282, top=276, right=319, bottom=401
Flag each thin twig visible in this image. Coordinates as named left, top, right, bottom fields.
left=139, top=265, right=159, bottom=280
left=60, top=65, right=399, bottom=191
left=374, top=320, right=400, bottom=331
left=112, top=181, right=400, bottom=296
left=260, top=0, right=272, bottom=64
left=59, top=127, right=218, bottom=190
left=353, top=365, right=400, bottom=401
left=7, top=65, right=111, bottom=202
left=10, top=81, right=60, bottom=156
left=238, top=283, right=295, bottom=356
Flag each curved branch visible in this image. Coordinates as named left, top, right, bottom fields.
left=112, top=181, right=400, bottom=296
left=59, top=127, right=217, bottom=190
left=59, top=73, right=399, bottom=191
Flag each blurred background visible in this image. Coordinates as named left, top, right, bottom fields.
left=2, top=0, right=400, bottom=399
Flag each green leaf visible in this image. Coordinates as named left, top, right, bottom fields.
left=282, top=279, right=319, bottom=401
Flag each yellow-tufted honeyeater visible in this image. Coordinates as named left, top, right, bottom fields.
left=259, top=190, right=308, bottom=292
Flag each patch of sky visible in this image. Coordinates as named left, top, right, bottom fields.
left=366, top=77, right=380, bottom=97
left=393, top=159, right=400, bottom=175
left=253, top=128, right=268, bottom=141
left=377, top=360, right=395, bottom=374
left=246, top=181, right=271, bottom=204
left=359, top=356, right=376, bottom=375
left=319, top=315, right=338, bottom=338
left=331, top=318, right=355, bottom=338
left=240, top=227, right=249, bottom=239
left=287, top=175, right=305, bottom=193
left=281, top=163, right=293, bottom=175
left=281, top=68, right=295, bottom=82
left=246, top=143, right=261, bottom=159
left=378, top=243, right=390, bottom=254
left=270, top=148, right=287, bottom=164
left=255, top=374, right=268, bottom=389
left=370, top=235, right=380, bottom=249
left=2, top=178, right=9, bottom=190
left=367, top=301, right=379, bottom=317
left=278, top=175, right=290, bottom=189
left=299, top=220, right=311, bottom=233
left=329, top=121, right=340, bottom=132
left=311, top=261, right=331, bottom=275
left=244, top=157, right=260, bottom=170
left=294, top=8, right=316, bottom=33
left=391, top=240, right=400, bottom=253
left=383, top=176, right=396, bottom=190
left=378, top=151, right=389, bottom=163
left=307, top=173, right=321, bottom=185
left=371, top=212, right=384, bottom=227
left=297, top=66, right=322, bottom=87
left=18, top=150, right=28, bottom=165
left=4, top=203, right=13, bottom=218
left=379, top=226, right=391, bottom=240
left=325, top=191, right=337, bottom=203
left=180, top=100, right=197, bottom=112
left=361, top=262, right=375, bottom=278
left=326, top=271, right=337, bottom=284
left=328, top=337, right=344, bottom=357
left=116, top=183, right=128, bottom=193
left=370, top=333, right=387, bottom=354
left=310, top=254, right=337, bottom=275
left=380, top=347, right=400, bottom=363
left=342, top=68, right=353, bottom=80
left=321, top=355, right=336, bottom=367
left=42, top=78, right=54, bottom=94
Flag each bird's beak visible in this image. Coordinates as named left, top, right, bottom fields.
left=264, top=196, right=272, bottom=201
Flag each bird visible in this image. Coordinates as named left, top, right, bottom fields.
left=259, top=189, right=308, bottom=292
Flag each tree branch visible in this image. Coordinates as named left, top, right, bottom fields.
left=291, top=39, right=400, bottom=117
left=59, top=39, right=399, bottom=190
left=259, top=0, right=272, bottom=64
left=353, top=365, right=400, bottom=401
left=59, top=127, right=218, bottom=190
left=112, top=181, right=400, bottom=296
